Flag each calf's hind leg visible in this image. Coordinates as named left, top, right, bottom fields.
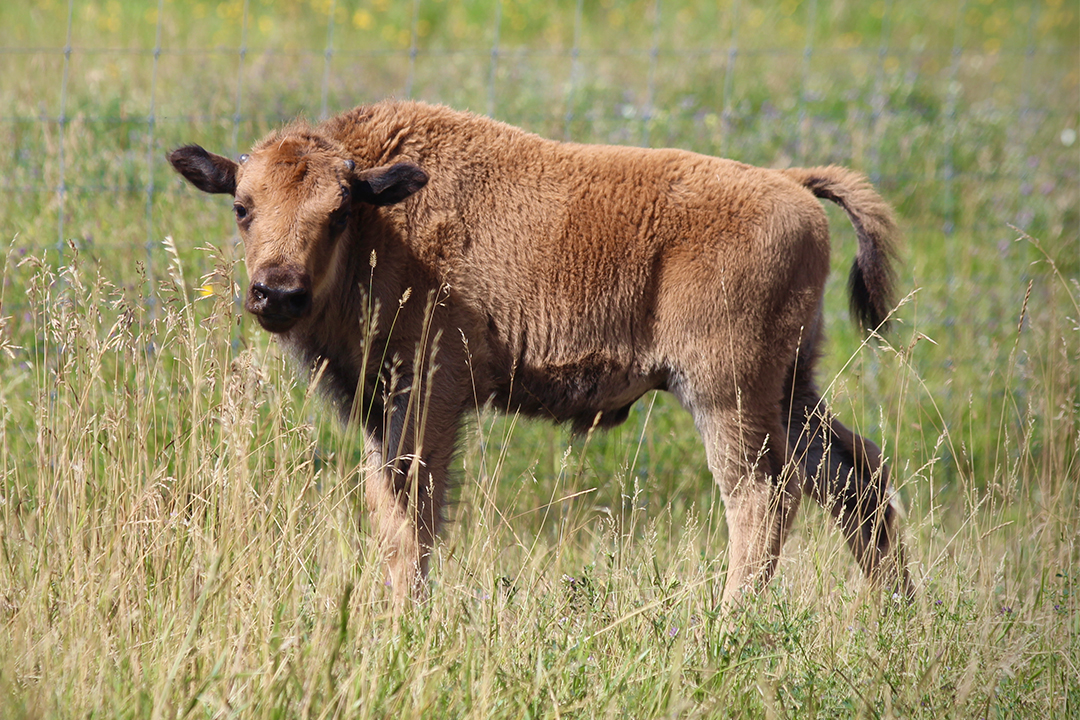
left=784, top=350, right=914, bottom=598
left=695, top=404, right=804, bottom=609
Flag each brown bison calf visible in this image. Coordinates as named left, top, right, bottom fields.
left=168, top=100, right=913, bottom=608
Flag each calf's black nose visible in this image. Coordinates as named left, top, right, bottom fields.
left=245, top=266, right=312, bottom=333
left=249, top=282, right=311, bottom=318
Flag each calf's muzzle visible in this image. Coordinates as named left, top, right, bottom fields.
left=245, top=265, right=311, bottom=333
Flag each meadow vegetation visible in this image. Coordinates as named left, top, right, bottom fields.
left=0, top=0, right=1077, bottom=717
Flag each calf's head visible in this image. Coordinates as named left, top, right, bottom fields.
left=168, top=133, right=427, bottom=333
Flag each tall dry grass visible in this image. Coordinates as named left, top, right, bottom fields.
left=1, top=231, right=1076, bottom=717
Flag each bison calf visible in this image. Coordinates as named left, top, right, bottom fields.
left=168, top=100, right=913, bottom=608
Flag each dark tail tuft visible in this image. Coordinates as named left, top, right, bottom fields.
left=783, top=166, right=898, bottom=333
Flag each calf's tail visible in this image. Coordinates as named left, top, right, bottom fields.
left=783, top=166, right=898, bottom=332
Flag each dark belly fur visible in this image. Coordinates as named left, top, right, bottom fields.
left=490, top=353, right=659, bottom=434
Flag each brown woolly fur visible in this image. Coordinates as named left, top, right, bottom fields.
left=167, top=100, right=912, bottom=609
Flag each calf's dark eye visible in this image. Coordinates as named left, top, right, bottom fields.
left=234, top=203, right=248, bottom=221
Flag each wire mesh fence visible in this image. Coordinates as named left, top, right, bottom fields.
left=0, top=0, right=1077, bottom=292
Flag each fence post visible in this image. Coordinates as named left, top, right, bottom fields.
left=55, top=0, right=75, bottom=262
left=144, top=0, right=165, bottom=300
left=229, top=0, right=251, bottom=157
left=320, top=0, right=337, bottom=121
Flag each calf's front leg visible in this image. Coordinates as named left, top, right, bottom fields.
left=362, top=372, right=462, bottom=605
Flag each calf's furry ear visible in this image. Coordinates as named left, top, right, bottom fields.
left=354, top=162, right=428, bottom=206
left=167, top=145, right=238, bottom=195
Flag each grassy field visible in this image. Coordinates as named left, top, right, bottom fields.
left=1, top=0, right=1078, bottom=717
